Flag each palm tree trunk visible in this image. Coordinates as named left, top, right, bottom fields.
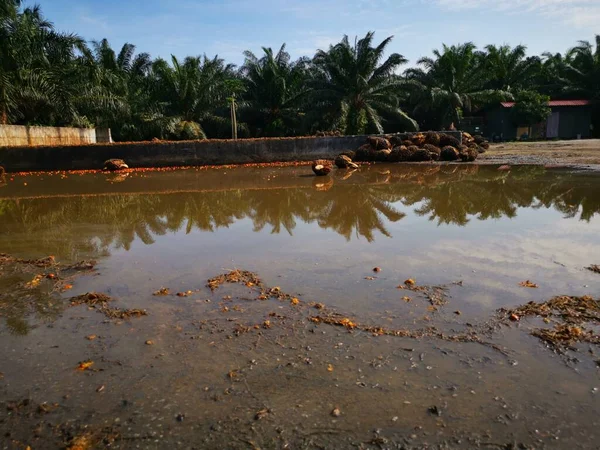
left=1, top=105, right=7, bottom=125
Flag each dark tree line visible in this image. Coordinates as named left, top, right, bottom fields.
left=2, top=1, right=599, bottom=140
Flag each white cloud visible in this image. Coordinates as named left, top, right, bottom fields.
left=433, top=0, right=600, bottom=29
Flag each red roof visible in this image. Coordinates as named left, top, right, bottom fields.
left=501, top=100, right=590, bottom=108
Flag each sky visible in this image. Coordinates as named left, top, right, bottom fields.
left=29, top=0, right=600, bottom=67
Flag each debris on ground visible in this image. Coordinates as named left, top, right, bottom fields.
left=532, top=324, right=598, bottom=348
left=0, top=253, right=100, bottom=332
left=153, top=287, right=170, bottom=296
left=254, top=409, right=270, bottom=420
left=500, top=296, right=600, bottom=352
left=69, top=292, right=147, bottom=320
left=519, top=280, right=539, bottom=288
left=76, top=360, right=94, bottom=371
left=428, top=405, right=442, bottom=417
left=397, top=280, right=452, bottom=306
left=67, top=432, right=94, bottom=450
left=206, top=270, right=293, bottom=302
left=587, top=265, right=600, bottom=274
left=207, top=270, right=264, bottom=291
left=501, top=296, right=600, bottom=324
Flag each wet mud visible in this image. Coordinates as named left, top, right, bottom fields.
left=1, top=165, right=600, bottom=449
left=1, top=260, right=599, bottom=449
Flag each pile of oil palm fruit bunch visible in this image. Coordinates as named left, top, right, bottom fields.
left=339, top=132, right=490, bottom=165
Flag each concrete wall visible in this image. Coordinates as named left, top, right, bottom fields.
left=0, top=135, right=367, bottom=172
left=0, top=125, right=112, bottom=147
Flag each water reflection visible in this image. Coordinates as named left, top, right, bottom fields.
left=0, top=165, right=599, bottom=259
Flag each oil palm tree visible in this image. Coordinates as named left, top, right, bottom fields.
left=147, top=54, right=237, bottom=139
left=536, top=52, right=569, bottom=97
left=240, top=44, right=310, bottom=136
left=564, top=36, right=600, bottom=100
left=0, top=4, right=84, bottom=125
left=481, top=44, right=541, bottom=92
left=406, top=42, right=511, bottom=129
left=310, top=32, right=417, bottom=135
left=563, top=35, right=600, bottom=136
left=0, top=0, right=20, bottom=20
left=73, top=39, right=150, bottom=135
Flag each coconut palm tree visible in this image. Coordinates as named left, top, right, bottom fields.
left=240, top=44, right=310, bottom=136
left=406, top=42, right=511, bottom=129
left=310, top=32, right=417, bottom=135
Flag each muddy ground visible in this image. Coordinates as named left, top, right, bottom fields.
left=1, top=259, right=599, bottom=449
left=480, top=139, right=600, bottom=167
left=1, top=165, right=600, bottom=449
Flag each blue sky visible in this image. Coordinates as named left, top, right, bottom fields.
left=29, top=0, right=599, bottom=67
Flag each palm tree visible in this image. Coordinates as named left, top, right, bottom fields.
left=562, top=36, right=600, bottom=137
left=536, top=52, right=570, bottom=97
left=0, top=4, right=84, bottom=125
left=240, top=44, right=310, bottom=136
left=564, top=36, right=600, bottom=100
left=0, top=0, right=20, bottom=20
left=481, top=44, right=541, bottom=92
left=0, top=4, right=126, bottom=128
left=147, top=55, right=238, bottom=139
left=406, top=42, right=511, bottom=129
left=310, top=32, right=417, bottom=135
left=73, top=39, right=151, bottom=135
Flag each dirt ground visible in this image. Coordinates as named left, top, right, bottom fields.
left=480, top=139, right=600, bottom=166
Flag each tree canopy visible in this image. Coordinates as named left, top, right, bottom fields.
left=510, top=91, right=552, bottom=128
left=1, top=3, right=598, bottom=138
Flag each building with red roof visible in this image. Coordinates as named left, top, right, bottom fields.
left=483, top=100, right=592, bottom=141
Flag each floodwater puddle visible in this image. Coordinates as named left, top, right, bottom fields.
left=1, top=164, right=600, bottom=448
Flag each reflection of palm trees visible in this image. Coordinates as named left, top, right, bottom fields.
left=0, top=275, right=64, bottom=335
left=1, top=166, right=600, bottom=259
left=313, top=185, right=406, bottom=242
left=248, top=189, right=312, bottom=235
left=163, top=191, right=243, bottom=233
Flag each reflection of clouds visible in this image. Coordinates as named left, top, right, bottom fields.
left=402, top=214, right=600, bottom=307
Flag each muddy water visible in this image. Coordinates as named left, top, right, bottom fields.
left=1, top=164, right=600, bottom=449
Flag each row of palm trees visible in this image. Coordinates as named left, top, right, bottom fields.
left=2, top=1, right=599, bottom=140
